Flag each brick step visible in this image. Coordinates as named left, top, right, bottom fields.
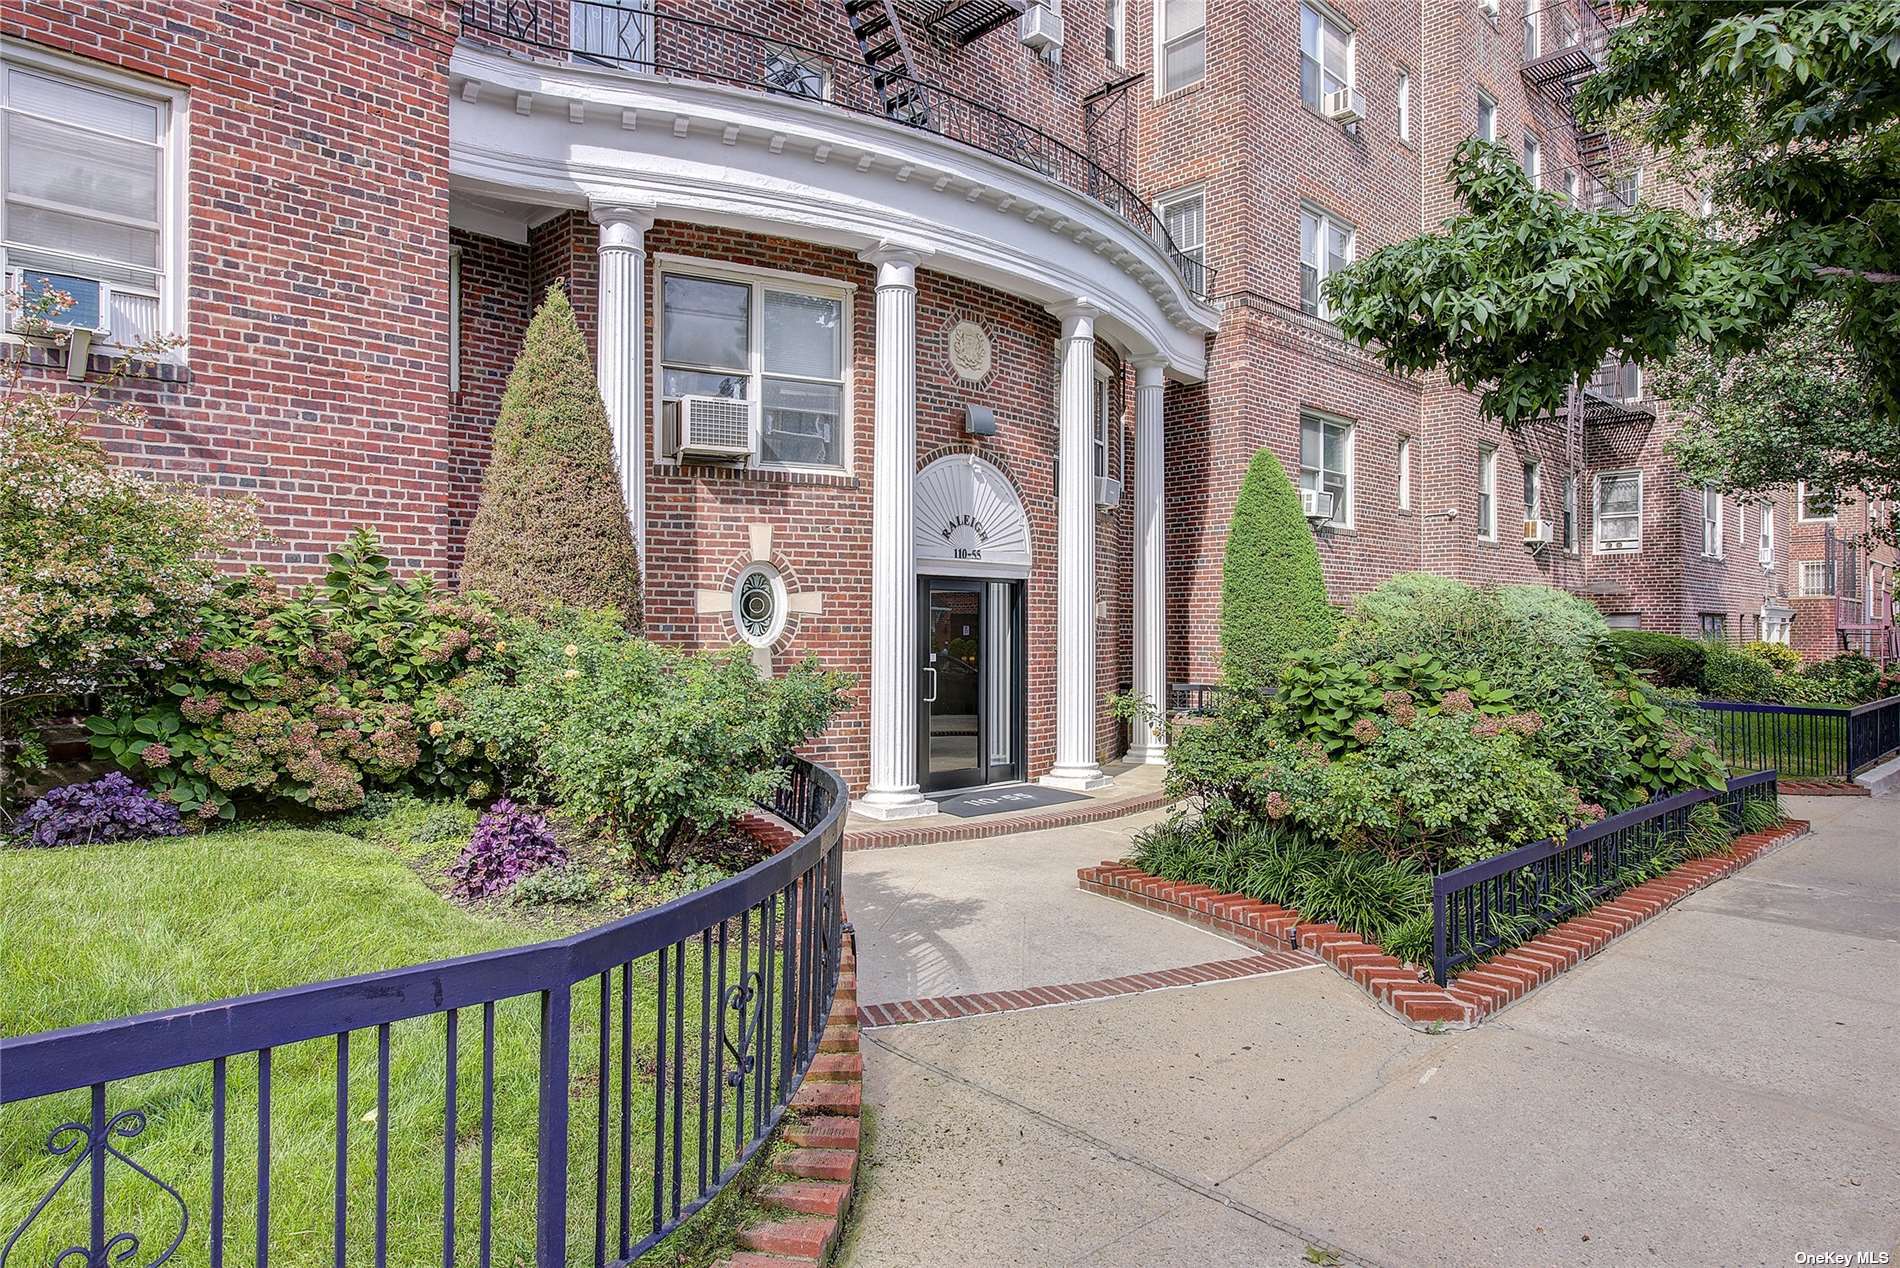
left=758, top=1180, right=851, bottom=1217
left=818, top=1024, right=858, bottom=1053
left=778, top=1147, right=856, bottom=1182
left=737, top=1217, right=834, bottom=1260
left=791, top=1079, right=860, bottom=1115
left=785, top=1115, right=860, bottom=1150
left=718, top=1254, right=817, bottom=1268
left=807, top=1051, right=861, bottom=1082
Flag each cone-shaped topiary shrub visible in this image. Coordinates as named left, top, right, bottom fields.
left=1220, top=448, right=1334, bottom=688
left=461, top=285, right=643, bottom=625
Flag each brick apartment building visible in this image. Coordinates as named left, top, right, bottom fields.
left=3, top=0, right=1893, bottom=811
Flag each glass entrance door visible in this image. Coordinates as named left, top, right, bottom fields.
left=918, top=578, right=1022, bottom=792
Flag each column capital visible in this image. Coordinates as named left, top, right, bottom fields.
left=1048, top=299, right=1101, bottom=340
left=1131, top=356, right=1168, bottom=386
left=860, top=242, right=930, bottom=289
left=589, top=201, right=656, bottom=250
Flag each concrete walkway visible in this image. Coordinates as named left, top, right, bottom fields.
left=839, top=796, right=1900, bottom=1267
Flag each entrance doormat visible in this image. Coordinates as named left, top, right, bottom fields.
left=930, top=784, right=1091, bottom=818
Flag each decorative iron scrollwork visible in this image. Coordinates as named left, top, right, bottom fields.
left=2, top=1109, right=188, bottom=1268
left=721, top=971, right=765, bottom=1087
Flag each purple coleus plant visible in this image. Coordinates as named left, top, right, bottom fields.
left=450, top=800, right=565, bottom=900
left=11, top=773, right=186, bottom=848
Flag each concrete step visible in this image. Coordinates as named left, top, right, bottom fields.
left=1856, top=752, right=1900, bottom=796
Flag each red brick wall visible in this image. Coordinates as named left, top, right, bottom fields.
left=5, top=1, right=457, bottom=577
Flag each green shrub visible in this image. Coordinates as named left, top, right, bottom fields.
left=1235, top=829, right=1331, bottom=908
left=1738, top=793, right=1785, bottom=834
left=1606, top=630, right=1707, bottom=690
left=1127, top=813, right=1216, bottom=879
left=1701, top=641, right=1786, bottom=703
left=1681, top=802, right=1733, bottom=859
left=1797, top=653, right=1883, bottom=704
left=511, top=863, right=602, bottom=907
left=1340, top=575, right=1500, bottom=672
left=1302, top=714, right=1581, bottom=870
left=462, top=610, right=849, bottom=866
left=460, top=286, right=643, bottom=625
left=87, top=531, right=504, bottom=820
left=1606, top=668, right=1729, bottom=800
left=1741, top=641, right=1803, bottom=674
left=1220, top=449, right=1334, bottom=688
left=1497, top=584, right=1610, bottom=659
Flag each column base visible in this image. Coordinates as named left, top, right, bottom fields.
left=1122, top=742, right=1169, bottom=767
left=1039, top=767, right=1115, bottom=792
left=851, top=790, right=941, bottom=821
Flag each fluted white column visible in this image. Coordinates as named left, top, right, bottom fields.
left=1128, top=357, right=1169, bottom=764
left=854, top=245, right=938, bottom=820
left=591, top=203, right=655, bottom=583
left=1042, top=301, right=1112, bottom=791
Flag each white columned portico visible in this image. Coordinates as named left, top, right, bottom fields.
left=1127, top=357, right=1169, bottom=764
left=854, top=245, right=939, bottom=821
left=590, top=202, right=656, bottom=577
left=1043, top=301, right=1113, bottom=791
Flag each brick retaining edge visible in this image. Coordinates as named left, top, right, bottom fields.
left=842, top=790, right=1169, bottom=851
left=1078, top=819, right=1810, bottom=1031
left=717, top=926, right=864, bottom=1268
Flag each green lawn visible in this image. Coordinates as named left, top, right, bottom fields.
left=1, top=827, right=789, bottom=1266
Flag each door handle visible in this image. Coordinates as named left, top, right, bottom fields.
left=922, top=667, right=938, bottom=703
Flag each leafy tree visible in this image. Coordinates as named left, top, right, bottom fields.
left=461, top=286, right=643, bottom=624
left=1327, top=2, right=1900, bottom=529
left=1220, top=449, right=1334, bottom=688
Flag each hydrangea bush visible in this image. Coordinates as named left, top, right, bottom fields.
left=87, top=530, right=507, bottom=820
left=449, top=800, right=565, bottom=900
left=11, top=773, right=184, bottom=847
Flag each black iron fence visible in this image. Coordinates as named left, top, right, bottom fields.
left=456, top=0, right=1213, bottom=299
left=1430, top=771, right=1778, bottom=985
left=0, top=756, right=848, bottom=1267
left=1167, top=682, right=1274, bottom=716
left=1684, top=696, right=1900, bottom=781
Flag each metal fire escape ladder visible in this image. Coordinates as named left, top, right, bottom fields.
left=843, top=0, right=934, bottom=128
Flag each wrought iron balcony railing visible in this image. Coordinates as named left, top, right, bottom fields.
left=457, top=1, right=1214, bottom=300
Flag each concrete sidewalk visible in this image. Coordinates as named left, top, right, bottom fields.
left=840, top=796, right=1900, bottom=1267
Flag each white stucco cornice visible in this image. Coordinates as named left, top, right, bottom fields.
left=448, top=44, right=1214, bottom=379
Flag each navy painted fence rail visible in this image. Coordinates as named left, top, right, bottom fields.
left=1430, top=771, right=1779, bottom=987
left=0, top=756, right=847, bottom=1268
left=1685, top=694, right=1900, bottom=781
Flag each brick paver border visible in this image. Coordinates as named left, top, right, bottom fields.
left=859, top=948, right=1318, bottom=1029
left=1079, top=819, right=1811, bottom=1031
left=1778, top=780, right=1870, bottom=797
left=843, top=790, right=1169, bottom=851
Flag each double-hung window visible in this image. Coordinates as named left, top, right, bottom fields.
left=1565, top=169, right=1582, bottom=208
left=2, top=54, right=181, bottom=353
left=1476, top=89, right=1497, bottom=143
left=1523, top=460, right=1542, bottom=528
left=1477, top=447, right=1498, bottom=540
left=1397, top=436, right=1413, bottom=511
left=1159, top=190, right=1206, bottom=294
left=1093, top=367, right=1122, bottom=483
left=1106, top=0, right=1127, bottom=67
left=658, top=265, right=849, bottom=471
left=1799, top=561, right=1831, bottom=597
left=1299, top=4, right=1353, bottom=113
left=1797, top=481, right=1836, bottom=522
left=1523, top=133, right=1541, bottom=186
left=1300, top=412, right=1352, bottom=527
left=1701, top=485, right=1723, bottom=557
left=1396, top=69, right=1411, bottom=143
left=1299, top=206, right=1353, bottom=319
left=1758, top=502, right=1775, bottom=566
left=1561, top=473, right=1579, bottom=551
left=1159, top=0, right=1206, bottom=95
left=1595, top=470, right=1642, bottom=551
left=1524, top=4, right=1542, bottom=59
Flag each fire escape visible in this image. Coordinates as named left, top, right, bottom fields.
left=1825, top=527, right=1898, bottom=660
left=1521, top=0, right=1652, bottom=477
left=842, top=0, right=1024, bottom=127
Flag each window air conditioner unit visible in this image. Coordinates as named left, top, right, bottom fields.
left=1323, top=89, right=1366, bottom=125
left=1019, top=2, right=1064, bottom=54
left=1095, top=475, right=1122, bottom=509
left=1523, top=518, right=1554, bottom=546
left=1301, top=488, right=1335, bottom=522
left=8, top=270, right=110, bottom=381
left=675, top=395, right=754, bottom=460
